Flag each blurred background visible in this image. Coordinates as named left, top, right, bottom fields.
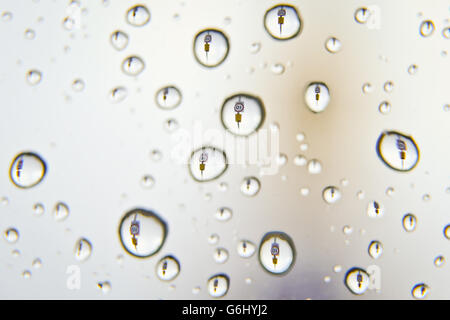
left=0, top=0, right=449, bottom=299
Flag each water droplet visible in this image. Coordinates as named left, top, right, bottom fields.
left=32, top=258, right=42, bottom=269
left=362, top=82, right=373, bottom=94
left=118, top=208, right=167, bottom=258
left=24, top=29, right=35, bottom=40
left=109, top=86, right=127, bottom=103
left=97, top=281, right=112, bottom=294
left=343, top=225, right=353, bottom=235
left=208, top=233, right=219, bottom=245
left=324, top=276, right=331, bottom=283
left=141, top=175, right=155, bottom=189
left=237, top=240, right=256, bottom=258
left=259, top=232, right=295, bottom=275
left=378, top=101, right=391, bottom=115
left=354, top=7, right=370, bottom=24
left=54, top=202, right=69, bottom=221
left=419, top=20, right=434, bottom=37
left=22, top=270, right=31, bottom=279
left=402, top=213, right=417, bottom=232
left=305, top=82, right=330, bottom=113
left=296, top=132, right=305, bottom=142
left=325, top=37, right=342, bottom=53
left=333, top=265, right=342, bottom=273
left=277, top=154, right=288, bottom=166
left=368, top=241, right=383, bottom=259
left=26, top=70, right=42, bottom=86
left=443, top=27, right=450, bottom=39
left=345, top=268, right=370, bottom=295
left=62, top=16, right=75, bottom=30
left=122, top=56, right=145, bottom=76
left=126, top=5, right=150, bottom=27
left=218, top=182, right=228, bottom=192
left=307, top=159, right=322, bottom=174
left=356, top=190, right=365, bottom=200
left=155, top=86, right=182, bottom=110
left=156, top=256, right=180, bottom=281
left=207, top=274, right=229, bottom=298
left=434, top=255, right=445, bottom=268
left=412, top=283, right=429, bottom=299
left=245, top=277, right=253, bottom=284
left=12, top=249, right=20, bottom=258
left=408, top=64, right=418, bottom=75
left=10, top=152, right=46, bottom=188
left=443, top=104, right=450, bottom=112
left=270, top=63, right=285, bottom=75
left=193, top=29, right=229, bottom=67
left=110, top=30, right=128, bottom=51
left=300, top=187, right=310, bottom=196
left=188, top=147, right=227, bottom=182
left=213, top=247, right=229, bottom=264
left=383, top=81, right=394, bottom=93
left=215, top=207, right=232, bottom=222
left=322, top=186, right=341, bottom=204
left=4, top=228, right=19, bottom=243
left=294, top=155, right=307, bottom=166
left=249, top=42, right=261, bottom=54
left=377, top=131, right=419, bottom=172
left=221, top=93, right=265, bottom=136
left=192, top=286, right=201, bottom=294
left=1, top=196, right=9, bottom=206
left=299, top=143, right=308, bottom=151
left=386, top=187, right=395, bottom=197
left=367, top=201, right=384, bottom=218
left=444, top=225, right=450, bottom=239
left=71, top=79, right=85, bottom=92
left=240, top=177, right=261, bottom=197
left=264, top=5, right=301, bottom=40
left=1, top=11, right=12, bottom=22
left=74, top=238, right=92, bottom=261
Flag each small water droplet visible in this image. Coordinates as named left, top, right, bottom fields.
left=208, top=233, right=220, bottom=245
left=193, top=29, right=229, bottom=67
left=97, top=281, right=112, bottom=294
left=294, top=155, right=307, bottom=166
left=207, top=274, right=229, bottom=298
left=307, top=159, right=322, bottom=174
left=109, top=86, right=127, bottom=103
left=300, top=187, right=310, bottom=196
left=333, top=265, right=342, bottom=273
left=156, top=256, right=180, bottom=281
left=264, top=5, right=301, bottom=40
left=386, top=187, right=395, bottom=197
left=32, top=258, right=42, bottom=269
left=305, top=82, right=330, bottom=113
left=325, top=37, right=342, bottom=53
left=141, top=175, right=155, bottom=189
left=62, top=16, right=75, bottom=30
left=259, top=232, right=295, bottom=275
left=110, top=30, right=129, bottom=51
left=368, top=241, right=383, bottom=259
left=24, top=29, right=36, bottom=40
left=1, top=11, right=12, bottom=22
left=343, top=225, right=353, bottom=235
left=377, top=131, right=419, bottom=171
left=71, top=79, right=85, bottom=92
left=12, top=249, right=20, bottom=258
left=408, top=64, right=418, bottom=75
left=422, top=194, right=431, bottom=201
left=4, top=228, right=19, bottom=243
left=419, top=20, right=434, bottom=37
left=213, top=247, right=229, bottom=264
left=434, top=255, right=445, bottom=268
left=237, top=240, right=256, bottom=258
left=1, top=196, right=9, bottom=206
left=155, top=86, right=182, bottom=110
left=74, top=238, right=92, bottom=261
left=442, top=27, right=450, bottom=39
left=122, top=56, right=145, bottom=76
left=402, top=213, right=417, bottom=232
left=249, top=42, right=261, bottom=54
left=345, top=268, right=370, bottom=295
left=378, top=101, right=391, bottom=115
left=10, top=152, right=46, bottom=188
left=126, top=5, right=150, bottom=26
left=383, top=81, right=394, bottom=93
left=367, top=201, right=384, bottom=218
left=218, top=182, right=228, bottom=192
left=362, top=82, right=373, bottom=94
left=189, top=147, right=227, bottom=182
left=240, top=177, right=261, bottom=197
left=54, top=202, right=69, bottom=221
left=296, top=132, right=305, bottom=142
left=277, top=154, right=288, bottom=166
left=354, top=7, right=370, bottom=24
left=443, top=225, right=449, bottom=239
left=412, top=283, right=429, bottom=299
left=270, top=63, right=285, bottom=75
left=299, top=143, right=308, bottom=151
left=322, top=186, right=341, bottom=204
left=22, top=270, right=32, bottom=279
left=215, top=207, right=232, bottom=222
left=26, top=70, right=42, bottom=86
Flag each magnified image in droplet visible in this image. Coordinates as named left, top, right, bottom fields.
left=118, top=208, right=167, bottom=258
left=74, top=238, right=92, bottom=262
left=156, top=255, right=180, bottom=281
left=110, top=30, right=129, bottom=51
left=221, top=93, right=265, bottom=136
left=345, top=268, right=370, bottom=295
left=213, top=247, right=229, bottom=264
left=419, top=20, right=434, bottom=37
left=4, top=228, right=19, bottom=243
left=122, top=56, right=145, bottom=76
left=367, top=201, right=384, bottom=218
left=434, top=255, right=445, bottom=268
left=26, top=70, right=42, bottom=85
left=368, top=240, right=383, bottom=259
left=10, top=152, right=46, bottom=188
left=109, top=87, right=127, bottom=103
left=376, top=131, right=419, bottom=172
left=354, top=7, right=370, bottom=24
left=305, top=82, right=330, bottom=113
left=53, top=202, right=69, bottom=221
left=215, top=207, right=232, bottom=222
left=155, top=86, right=182, bottom=110
left=322, top=186, right=341, bottom=204
left=402, top=213, right=417, bottom=232
left=126, top=5, right=150, bottom=27
left=207, top=274, right=229, bottom=298
left=240, top=177, right=261, bottom=197
left=188, top=146, right=227, bottom=182
left=193, top=29, right=229, bottom=67
left=325, top=37, right=342, bottom=53
left=412, top=283, right=429, bottom=299
left=237, top=240, right=256, bottom=258
left=264, top=5, right=301, bottom=40
left=259, top=232, right=295, bottom=275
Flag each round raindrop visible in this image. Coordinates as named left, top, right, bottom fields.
left=193, top=29, right=229, bottom=68
left=98, top=281, right=112, bottom=294
left=10, top=152, right=46, bottom=188
left=240, top=177, right=260, bottom=197
left=155, top=86, right=182, bottom=110
left=412, top=283, right=429, bottom=299
left=110, top=30, right=129, bottom=51
left=307, top=159, right=322, bottom=174
left=368, top=240, right=383, bottom=259
left=237, top=240, right=256, bottom=258
left=367, top=201, right=384, bottom=218
left=264, top=5, right=301, bottom=40
left=33, top=203, right=45, bottom=216
left=74, top=238, right=92, bottom=262
left=362, top=82, right=373, bottom=94
left=215, top=207, right=232, bottom=222
left=156, top=255, right=180, bottom=281
left=118, top=208, right=167, bottom=258
left=305, top=82, right=330, bottom=113
left=213, top=247, right=229, bottom=264
left=71, top=79, right=85, bottom=92
left=109, top=87, right=127, bottom=103
left=140, top=175, right=154, bottom=189
left=4, top=228, right=19, bottom=243
left=258, top=232, right=295, bottom=275
left=408, top=64, right=418, bottom=75
left=122, top=56, right=145, bottom=76
left=294, top=155, right=307, bottom=166
left=221, top=93, right=265, bottom=136
left=32, top=258, right=42, bottom=269
left=378, top=101, right=391, bottom=115
left=345, top=268, right=370, bottom=295
left=322, top=186, right=341, bottom=204
left=419, top=20, right=434, bottom=37
left=402, top=213, right=417, bottom=232
left=325, top=37, right=342, bottom=53
left=434, top=255, right=445, bottom=268
left=126, top=5, right=150, bottom=27
left=207, top=274, right=229, bottom=298
left=53, top=202, right=69, bottom=221
left=383, top=81, right=394, bottom=93
left=354, top=7, right=370, bottom=24
left=376, top=131, right=419, bottom=172
left=188, top=147, right=227, bottom=182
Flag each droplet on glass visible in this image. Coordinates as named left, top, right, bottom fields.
left=141, top=175, right=155, bottom=189
left=4, top=228, right=19, bottom=243
left=249, top=42, right=261, bottom=54
left=213, top=247, right=229, bottom=264
left=193, top=29, right=229, bottom=68
left=354, top=7, right=370, bottom=24
left=74, top=238, right=92, bottom=261
left=270, top=63, right=285, bottom=75
left=383, top=81, right=394, bottom=93
left=345, top=268, right=370, bottom=295
left=71, top=79, right=85, bottom=92
left=367, top=201, right=384, bottom=218
left=368, top=240, right=383, bottom=259
left=33, top=203, right=45, bottom=216
left=208, top=233, right=220, bottom=245
left=419, top=20, right=434, bottom=37
left=376, top=131, right=419, bottom=172
left=155, top=86, right=182, bottom=110
left=207, top=274, right=229, bottom=298
left=305, top=82, right=330, bottom=113
left=126, top=5, right=150, bottom=27
left=24, top=29, right=36, bottom=40
left=22, top=270, right=32, bottom=279
left=294, top=155, right=307, bottom=166
left=258, top=231, right=295, bottom=275
left=109, top=87, right=127, bottom=103
left=322, top=186, right=341, bottom=204
left=54, top=202, right=70, bottom=221
left=307, top=159, right=322, bottom=174
left=237, top=240, right=256, bottom=258
left=378, top=101, right=391, bottom=114
left=32, top=258, right=42, bottom=269
left=362, top=82, right=373, bottom=94
left=110, top=30, right=129, bottom=51
left=122, top=56, right=145, bottom=76
left=240, top=177, right=261, bottom=197
left=156, top=255, right=180, bottom=281
left=444, top=225, right=450, bottom=240
left=215, top=207, right=232, bottom=222
left=434, top=255, right=445, bottom=268
left=408, top=64, right=418, bottom=75
left=26, top=70, right=42, bottom=86
left=411, top=283, right=429, bottom=299
left=264, top=5, right=301, bottom=40
left=402, top=213, right=417, bottom=232
left=325, top=37, right=342, bottom=53
left=97, top=281, right=112, bottom=294
left=188, top=147, right=227, bottom=182
left=10, top=152, right=46, bottom=188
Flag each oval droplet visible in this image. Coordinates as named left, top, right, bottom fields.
left=53, top=202, right=70, bottom=221
left=98, top=281, right=112, bottom=294
left=240, top=177, right=261, bottom=197
left=4, top=228, right=19, bottom=243
left=109, top=86, right=127, bottom=103
left=368, top=240, right=383, bottom=259
left=126, top=5, right=150, bottom=27
left=376, top=131, right=419, bottom=172
left=110, top=30, right=129, bottom=51
left=33, top=203, right=45, bottom=216
left=402, top=213, right=417, bottom=232
left=156, top=255, right=180, bottom=281
left=215, top=207, right=232, bottom=222
left=118, top=208, right=167, bottom=258
left=434, top=255, right=445, bottom=268
left=354, top=7, right=370, bottom=24
left=419, top=20, right=434, bottom=37
left=207, top=274, right=229, bottom=298
left=10, top=152, right=46, bottom=188
left=325, top=37, right=342, bottom=53
left=74, top=238, right=92, bottom=261
left=383, top=81, right=394, bottom=93
left=193, top=29, right=229, bottom=68
left=408, top=64, right=418, bottom=75
left=122, top=56, right=145, bottom=76
left=188, top=146, right=227, bottom=182
left=213, top=247, right=229, bottom=264
left=140, top=175, right=155, bottom=189
left=412, top=283, right=429, bottom=299
left=305, top=82, right=330, bottom=113
left=345, top=268, right=370, bottom=295
left=264, top=5, right=301, bottom=40
left=378, top=101, right=391, bottom=115
left=221, top=93, right=265, bottom=136
left=367, top=201, right=384, bottom=218
left=155, top=86, right=182, bottom=110
left=237, top=240, right=256, bottom=258
left=307, top=159, right=322, bottom=174
left=258, top=231, right=295, bottom=275
left=71, top=79, right=85, bottom=92
left=322, top=186, right=341, bottom=204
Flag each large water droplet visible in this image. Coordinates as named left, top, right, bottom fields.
left=188, top=147, right=227, bottom=182
left=237, top=240, right=256, bottom=258
left=325, top=37, right=342, bottom=53
left=354, top=7, right=370, bottom=24
left=264, top=5, right=301, bottom=40
left=193, top=29, right=229, bottom=68
left=10, top=152, right=46, bottom=188
left=213, top=247, right=229, bottom=264
left=74, top=238, right=92, bottom=261
left=4, top=228, right=19, bottom=243
left=367, top=201, right=384, bottom=218
left=378, top=101, right=391, bottom=115
left=345, top=268, right=370, bottom=295
left=402, top=214, right=417, bottom=232
left=258, top=232, right=295, bottom=275
left=240, top=177, right=261, bottom=197
left=419, top=20, right=434, bottom=37
left=122, top=56, right=145, bottom=76
left=215, top=207, right=232, bottom=222
left=322, top=186, right=341, bottom=204
left=110, top=30, right=129, bottom=51
left=53, top=202, right=69, bottom=221
left=412, top=283, right=429, bottom=299
left=126, top=5, right=150, bottom=27
left=155, top=86, right=182, bottom=110
left=376, top=131, right=419, bottom=172
left=156, top=255, right=180, bottom=281
left=118, top=208, right=167, bottom=258
left=305, top=82, right=330, bottom=113
left=368, top=240, right=383, bottom=259
left=207, top=274, right=229, bottom=298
